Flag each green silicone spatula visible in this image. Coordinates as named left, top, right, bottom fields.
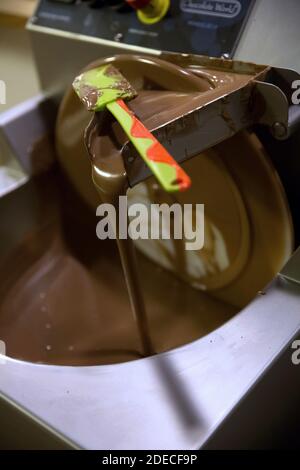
left=73, top=64, right=191, bottom=193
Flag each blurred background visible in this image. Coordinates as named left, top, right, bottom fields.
left=0, top=1, right=39, bottom=111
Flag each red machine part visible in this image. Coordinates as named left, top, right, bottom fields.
left=126, top=0, right=152, bottom=10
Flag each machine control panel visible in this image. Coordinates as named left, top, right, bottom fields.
left=31, top=0, right=255, bottom=57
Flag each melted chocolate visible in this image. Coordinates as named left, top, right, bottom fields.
left=0, top=172, right=235, bottom=365
left=0, top=55, right=292, bottom=366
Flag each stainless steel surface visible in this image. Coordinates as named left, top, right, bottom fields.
left=255, top=81, right=288, bottom=134
left=281, top=247, right=300, bottom=286
left=0, top=392, right=77, bottom=450
left=204, top=331, right=300, bottom=449
left=0, top=94, right=55, bottom=175
left=257, top=67, right=300, bottom=139
left=235, top=0, right=300, bottom=73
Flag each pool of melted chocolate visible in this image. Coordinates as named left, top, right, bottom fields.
left=0, top=172, right=236, bottom=365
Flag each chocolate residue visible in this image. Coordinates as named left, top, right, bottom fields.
left=78, top=83, right=101, bottom=111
